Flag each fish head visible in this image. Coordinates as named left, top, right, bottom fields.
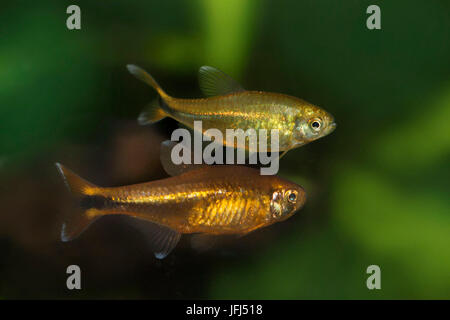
left=291, top=105, right=336, bottom=148
left=269, top=182, right=306, bottom=222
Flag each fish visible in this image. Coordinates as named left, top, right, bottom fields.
left=55, top=159, right=306, bottom=259
left=127, top=64, right=336, bottom=153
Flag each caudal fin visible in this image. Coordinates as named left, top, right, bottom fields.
left=127, top=64, right=169, bottom=125
left=55, top=163, right=102, bottom=242
left=137, top=98, right=167, bottom=125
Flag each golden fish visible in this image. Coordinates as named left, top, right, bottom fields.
left=56, top=163, right=306, bottom=258
left=127, top=64, right=336, bottom=153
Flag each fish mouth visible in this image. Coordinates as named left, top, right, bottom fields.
left=325, top=121, right=337, bottom=136
left=329, top=122, right=337, bottom=132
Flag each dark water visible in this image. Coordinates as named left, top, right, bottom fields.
left=0, top=0, right=449, bottom=299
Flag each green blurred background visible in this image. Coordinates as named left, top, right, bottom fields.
left=0, top=0, right=449, bottom=299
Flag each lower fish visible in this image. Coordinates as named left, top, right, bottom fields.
left=56, top=163, right=306, bottom=259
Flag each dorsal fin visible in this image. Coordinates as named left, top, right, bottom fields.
left=198, top=66, right=245, bottom=97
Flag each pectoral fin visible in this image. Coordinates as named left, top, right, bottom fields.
left=198, top=66, right=245, bottom=97
left=278, top=150, right=289, bottom=160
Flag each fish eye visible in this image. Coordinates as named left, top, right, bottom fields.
left=286, top=190, right=297, bottom=203
left=309, top=118, right=321, bottom=132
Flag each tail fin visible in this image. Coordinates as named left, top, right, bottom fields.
left=55, top=163, right=102, bottom=242
left=127, top=64, right=169, bottom=124
left=137, top=98, right=167, bottom=125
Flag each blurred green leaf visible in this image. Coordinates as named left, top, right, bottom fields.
left=372, top=85, right=450, bottom=172
left=331, top=165, right=450, bottom=298
left=198, top=0, right=261, bottom=76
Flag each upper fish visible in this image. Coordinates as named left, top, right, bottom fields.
left=127, top=64, right=336, bottom=153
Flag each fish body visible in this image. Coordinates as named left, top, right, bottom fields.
left=128, top=65, right=336, bottom=152
left=162, top=91, right=330, bottom=151
left=56, top=163, right=306, bottom=257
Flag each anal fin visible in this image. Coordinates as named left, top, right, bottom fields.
left=126, top=217, right=181, bottom=259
